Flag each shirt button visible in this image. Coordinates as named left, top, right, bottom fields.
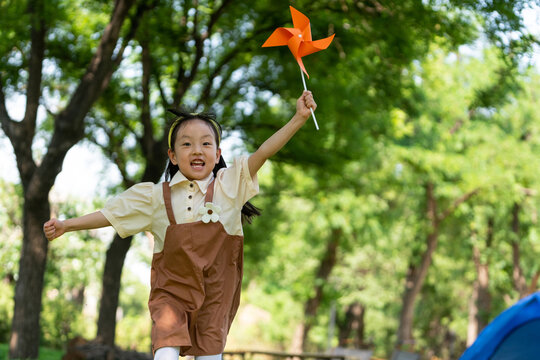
left=189, top=183, right=194, bottom=188
left=188, top=195, right=192, bottom=199
left=187, top=207, right=192, bottom=211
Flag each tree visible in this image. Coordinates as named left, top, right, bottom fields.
left=461, top=68, right=540, bottom=345
left=238, top=0, right=540, bottom=354
left=391, top=22, right=537, bottom=347
left=0, top=0, right=153, bottom=357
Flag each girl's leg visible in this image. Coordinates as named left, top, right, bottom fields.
left=154, top=346, right=180, bottom=360
left=195, top=354, right=222, bottom=360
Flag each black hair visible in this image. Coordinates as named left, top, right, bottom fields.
left=164, top=108, right=261, bottom=224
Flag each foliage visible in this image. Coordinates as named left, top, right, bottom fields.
left=0, top=343, right=63, bottom=360
left=2, top=0, right=540, bottom=359
left=0, top=284, right=14, bottom=346
left=115, top=241, right=153, bottom=352
left=40, top=199, right=106, bottom=349
left=0, top=180, right=21, bottom=343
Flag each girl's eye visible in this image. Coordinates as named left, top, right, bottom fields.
left=203, top=142, right=212, bottom=146
left=182, top=142, right=191, bottom=146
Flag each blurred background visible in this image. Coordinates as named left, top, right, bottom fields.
left=1, top=0, right=540, bottom=359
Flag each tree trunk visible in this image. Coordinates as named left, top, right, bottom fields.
left=338, top=302, right=366, bottom=348
left=511, top=203, right=528, bottom=298
left=397, top=231, right=438, bottom=347
left=96, top=234, right=134, bottom=348
left=396, top=183, right=478, bottom=348
left=397, top=183, right=439, bottom=348
left=467, top=217, right=493, bottom=345
left=9, top=196, right=50, bottom=359
left=467, top=244, right=491, bottom=345
left=3, top=1, right=137, bottom=357
left=6, top=0, right=47, bottom=356
left=290, top=228, right=342, bottom=353
left=466, top=263, right=479, bottom=347
left=476, top=218, right=492, bottom=331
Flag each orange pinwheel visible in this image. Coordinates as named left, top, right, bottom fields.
left=262, top=6, right=335, bottom=78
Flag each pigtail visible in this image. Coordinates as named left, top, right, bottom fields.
left=165, top=160, right=179, bottom=182
left=241, top=201, right=262, bottom=224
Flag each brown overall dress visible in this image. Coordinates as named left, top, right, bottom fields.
left=148, top=180, right=244, bottom=356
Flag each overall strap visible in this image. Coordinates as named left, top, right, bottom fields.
left=204, top=178, right=216, bottom=203
left=162, top=182, right=176, bottom=225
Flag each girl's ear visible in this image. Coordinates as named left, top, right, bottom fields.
left=215, top=147, right=222, bottom=164
left=168, top=148, right=178, bottom=165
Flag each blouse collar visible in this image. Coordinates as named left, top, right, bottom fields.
left=169, top=171, right=214, bottom=194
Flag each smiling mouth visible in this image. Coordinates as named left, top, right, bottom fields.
left=191, top=160, right=205, bottom=168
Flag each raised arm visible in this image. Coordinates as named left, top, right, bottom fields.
left=43, top=211, right=111, bottom=241
left=248, top=91, right=317, bottom=178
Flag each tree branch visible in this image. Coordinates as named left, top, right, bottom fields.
left=139, top=37, right=154, bottom=157
left=529, top=270, right=540, bottom=294
left=426, top=182, right=437, bottom=226
left=37, top=0, right=137, bottom=194
left=9, top=0, right=47, bottom=189
left=173, top=1, right=234, bottom=106
left=438, top=188, right=480, bottom=222
left=154, top=67, right=171, bottom=110
left=24, top=0, right=46, bottom=128
left=207, top=0, right=233, bottom=34
left=197, top=25, right=275, bottom=105
left=113, top=0, right=160, bottom=68
left=0, top=75, right=14, bottom=138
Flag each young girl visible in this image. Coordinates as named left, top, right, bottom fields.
left=44, top=91, right=317, bottom=360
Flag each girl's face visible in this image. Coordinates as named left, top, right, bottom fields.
left=168, top=119, right=221, bottom=181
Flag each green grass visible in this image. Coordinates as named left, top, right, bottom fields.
left=0, top=344, right=63, bottom=360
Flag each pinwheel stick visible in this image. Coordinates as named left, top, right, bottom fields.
left=300, top=69, right=319, bottom=130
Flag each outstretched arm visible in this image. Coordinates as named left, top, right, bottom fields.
left=248, top=90, right=317, bottom=178
left=43, top=211, right=111, bottom=241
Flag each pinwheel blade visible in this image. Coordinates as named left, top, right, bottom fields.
left=287, top=32, right=303, bottom=59
left=290, top=6, right=312, bottom=41
left=296, top=57, right=309, bottom=78
left=298, top=34, right=336, bottom=57
left=262, top=27, right=294, bottom=47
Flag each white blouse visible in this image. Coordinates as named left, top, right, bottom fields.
left=100, top=156, right=259, bottom=253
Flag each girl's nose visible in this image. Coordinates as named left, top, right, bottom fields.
left=192, top=144, right=202, bottom=154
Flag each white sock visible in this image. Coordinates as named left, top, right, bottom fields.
left=154, top=346, right=180, bottom=360
left=195, top=354, right=222, bottom=360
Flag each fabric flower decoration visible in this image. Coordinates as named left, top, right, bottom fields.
left=199, top=202, right=221, bottom=223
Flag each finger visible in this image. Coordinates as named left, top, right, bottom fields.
left=44, top=219, right=57, bottom=228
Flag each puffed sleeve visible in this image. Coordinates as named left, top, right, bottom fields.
left=216, top=156, right=259, bottom=208
left=100, top=182, right=154, bottom=238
